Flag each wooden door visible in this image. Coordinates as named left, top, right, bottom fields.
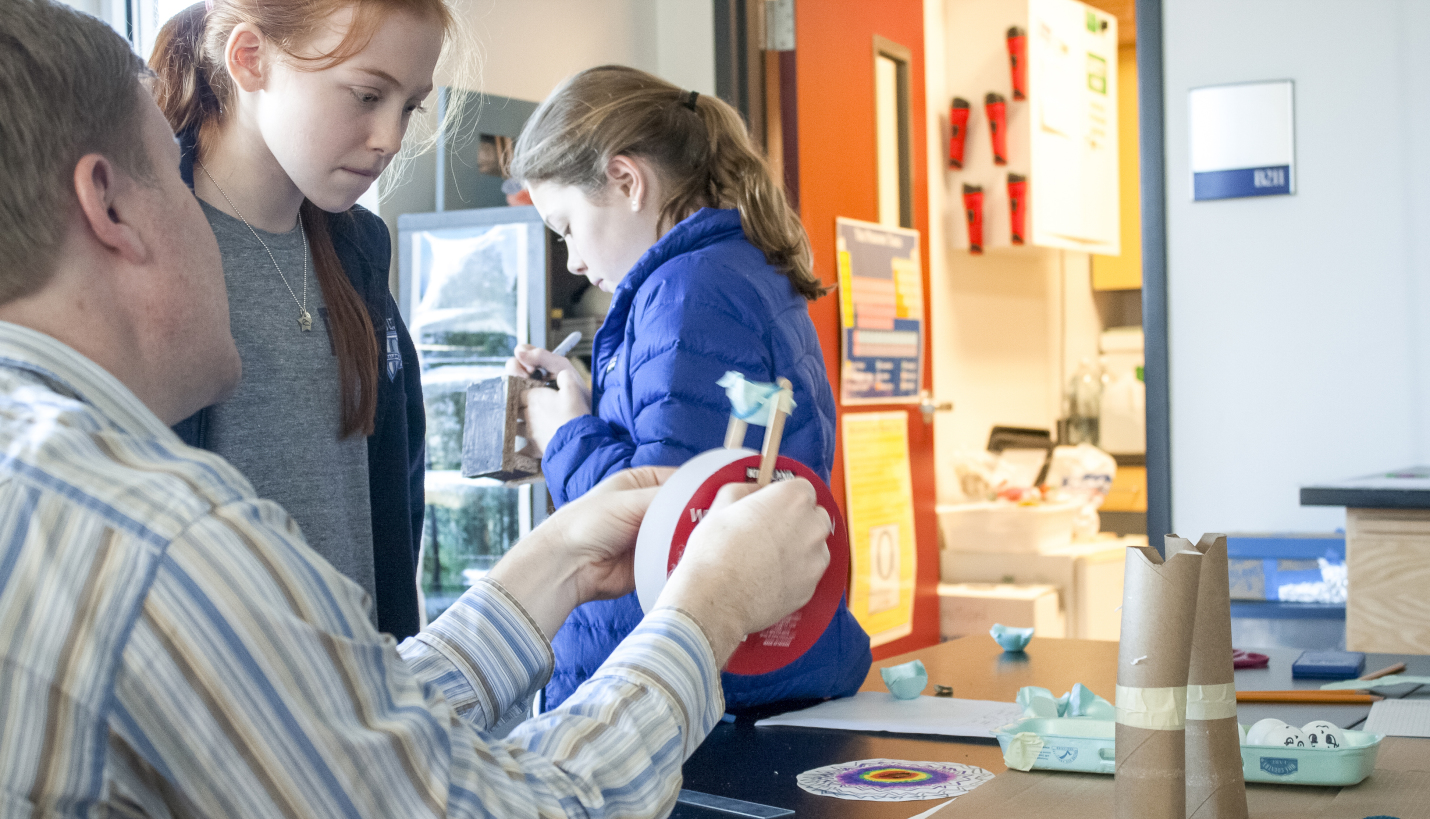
left=794, top=0, right=940, bottom=659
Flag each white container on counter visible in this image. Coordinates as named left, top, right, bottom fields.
left=936, top=501, right=1080, bottom=554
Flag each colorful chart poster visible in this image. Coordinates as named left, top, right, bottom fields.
left=842, top=411, right=917, bottom=646
left=836, top=217, right=924, bottom=405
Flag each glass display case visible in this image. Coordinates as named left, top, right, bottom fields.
left=398, top=206, right=557, bottom=621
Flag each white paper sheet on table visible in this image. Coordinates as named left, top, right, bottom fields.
left=905, top=797, right=956, bottom=819
left=753, top=692, right=1024, bottom=739
left=1363, top=699, right=1430, bottom=737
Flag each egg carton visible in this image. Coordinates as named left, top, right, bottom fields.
left=993, top=717, right=1384, bottom=786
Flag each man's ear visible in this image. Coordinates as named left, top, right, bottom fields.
left=225, top=23, right=267, bottom=93
left=607, top=155, right=649, bottom=212
left=72, top=154, right=149, bottom=265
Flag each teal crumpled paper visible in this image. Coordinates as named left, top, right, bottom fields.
left=1017, top=684, right=1114, bottom=720
left=990, top=623, right=1034, bottom=652
left=880, top=659, right=928, bottom=700
left=717, top=371, right=796, bottom=426
left=1016, top=687, right=1060, bottom=718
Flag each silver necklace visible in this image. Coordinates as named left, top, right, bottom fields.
left=197, top=162, right=313, bottom=332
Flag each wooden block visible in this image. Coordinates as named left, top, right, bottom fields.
left=1345, top=508, right=1430, bottom=653
left=462, top=375, right=541, bottom=483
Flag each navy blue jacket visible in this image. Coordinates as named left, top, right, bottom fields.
left=174, top=132, right=426, bottom=640
left=542, top=207, right=871, bottom=710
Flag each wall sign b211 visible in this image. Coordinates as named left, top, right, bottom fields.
left=1189, top=80, right=1295, bottom=202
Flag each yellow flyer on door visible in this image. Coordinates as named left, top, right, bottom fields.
left=841, top=411, right=917, bottom=646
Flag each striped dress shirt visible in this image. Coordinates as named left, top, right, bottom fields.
left=0, top=321, right=723, bottom=818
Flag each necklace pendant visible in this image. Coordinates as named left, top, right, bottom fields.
left=298, top=309, right=313, bottom=332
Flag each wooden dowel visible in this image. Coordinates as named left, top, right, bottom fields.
left=756, top=378, right=793, bottom=487
left=724, top=416, right=748, bottom=450
left=1235, top=690, right=1383, bottom=704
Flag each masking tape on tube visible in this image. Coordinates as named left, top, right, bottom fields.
left=1185, top=683, right=1238, bottom=721
left=1115, top=685, right=1188, bottom=731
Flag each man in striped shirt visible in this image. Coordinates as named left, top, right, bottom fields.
left=0, top=2, right=834, bottom=817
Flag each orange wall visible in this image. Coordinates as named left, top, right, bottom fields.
left=796, top=0, right=940, bottom=659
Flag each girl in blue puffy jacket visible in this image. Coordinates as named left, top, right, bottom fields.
left=505, top=64, right=872, bottom=711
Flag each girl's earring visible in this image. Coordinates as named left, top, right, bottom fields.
left=631, top=200, right=640, bottom=212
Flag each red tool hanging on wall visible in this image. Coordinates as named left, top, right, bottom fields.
left=1007, top=27, right=1028, bottom=100
left=962, top=184, right=984, bottom=254
left=985, top=93, right=1008, bottom=165
left=1007, top=173, right=1027, bottom=245
left=948, top=97, right=971, bottom=169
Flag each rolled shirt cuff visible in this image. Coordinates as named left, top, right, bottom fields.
left=400, top=577, right=554, bottom=728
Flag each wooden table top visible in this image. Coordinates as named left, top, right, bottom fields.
left=676, top=636, right=1430, bottom=818
left=862, top=635, right=1120, bottom=701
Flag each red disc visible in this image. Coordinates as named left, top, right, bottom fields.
left=665, top=455, right=849, bottom=676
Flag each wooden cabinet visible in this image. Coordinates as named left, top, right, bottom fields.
left=1345, top=508, right=1430, bottom=653
left=1091, top=43, right=1142, bottom=289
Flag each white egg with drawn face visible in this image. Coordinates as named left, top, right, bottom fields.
left=1245, top=718, right=1292, bottom=746
left=1301, top=720, right=1347, bottom=750
left=1265, top=725, right=1309, bottom=748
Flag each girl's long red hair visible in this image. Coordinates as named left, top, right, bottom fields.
left=150, top=0, right=452, bottom=437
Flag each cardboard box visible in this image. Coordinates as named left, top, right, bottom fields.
left=940, top=537, right=1131, bottom=640
left=1102, top=465, right=1147, bottom=512
left=938, top=582, right=1065, bottom=640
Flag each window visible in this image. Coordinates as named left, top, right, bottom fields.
left=873, top=36, right=914, bottom=229
left=130, top=0, right=192, bottom=62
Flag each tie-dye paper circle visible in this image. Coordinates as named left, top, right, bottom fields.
left=796, top=758, right=993, bottom=801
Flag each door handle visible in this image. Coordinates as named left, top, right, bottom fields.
left=919, top=391, right=953, bottom=425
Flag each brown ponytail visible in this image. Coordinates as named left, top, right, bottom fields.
left=149, top=0, right=452, bottom=438
left=509, top=65, right=828, bottom=301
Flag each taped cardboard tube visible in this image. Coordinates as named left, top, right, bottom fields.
left=1186, top=683, right=1238, bottom=720
left=1115, top=542, right=1202, bottom=819
left=1184, top=533, right=1248, bottom=819
left=1115, top=685, right=1188, bottom=730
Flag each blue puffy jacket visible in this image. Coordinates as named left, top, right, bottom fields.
left=542, top=207, right=871, bottom=711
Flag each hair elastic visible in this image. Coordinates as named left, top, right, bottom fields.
left=683, top=90, right=699, bottom=111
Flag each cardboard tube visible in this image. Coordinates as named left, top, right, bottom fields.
left=1115, top=542, right=1202, bottom=819
left=1184, top=534, right=1248, bottom=819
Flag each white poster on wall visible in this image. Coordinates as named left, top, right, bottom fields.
left=1028, top=0, right=1120, bottom=252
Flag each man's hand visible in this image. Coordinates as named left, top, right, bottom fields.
left=553, top=466, right=678, bottom=604
left=505, top=344, right=590, bottom=454
left=656, top=479, right=832, bottom=664
left=486, top=467, right=674, bottom=640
